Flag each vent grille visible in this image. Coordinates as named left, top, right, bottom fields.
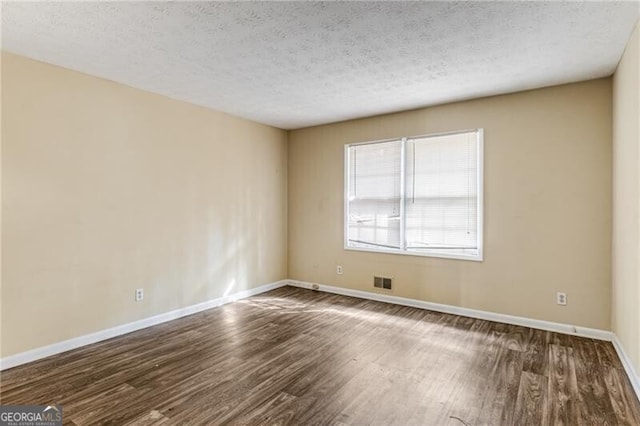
left=374, top=276, right=392, bottom=290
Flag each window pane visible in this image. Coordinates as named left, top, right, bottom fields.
left=344, top=130, right=482, bottom=260
left=405, top=131, right=478, bottom=254
left=347, top=140, right=402, bottom=249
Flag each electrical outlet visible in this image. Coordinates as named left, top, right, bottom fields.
left=336, top=265, right=343, bottom=275
left=556, top=292, right=567, bottom=306
left=135, top=288, right=144, bottom=302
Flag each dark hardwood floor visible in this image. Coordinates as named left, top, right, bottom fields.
left=1, top=286, right=639, bottom=425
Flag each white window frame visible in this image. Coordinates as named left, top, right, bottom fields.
left=344, top=129, right=484, bottom=262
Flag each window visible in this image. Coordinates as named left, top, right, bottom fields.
left=345, top=129, right=483, bottom=261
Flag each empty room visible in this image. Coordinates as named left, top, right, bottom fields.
left=1, top=1, right=640, bottom=425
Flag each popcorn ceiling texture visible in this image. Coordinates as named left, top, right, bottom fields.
left=2, top=1, right=638, bottom=129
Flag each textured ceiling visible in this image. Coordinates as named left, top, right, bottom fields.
left=2, top=1, right=639, bottom=129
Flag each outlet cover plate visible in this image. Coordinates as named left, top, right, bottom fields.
left=556, top=292, right=567, bottom=305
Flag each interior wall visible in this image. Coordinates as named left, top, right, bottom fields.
left=288, top=79, right=612, bottom=330
left=613, top=22, right=640, bottom=374
left=0, top=51, right=4, bottom=360
left=1, top=52, right=288, bottom=357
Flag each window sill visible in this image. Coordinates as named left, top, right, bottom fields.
left=343, top=245, right=483, bottom=262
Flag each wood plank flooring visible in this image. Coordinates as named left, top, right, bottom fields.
left=1, top=286, right=639, bottom=425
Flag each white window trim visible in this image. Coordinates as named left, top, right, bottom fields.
left=343, top=128, right=484, bottom=262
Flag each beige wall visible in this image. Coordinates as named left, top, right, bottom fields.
left=0, top=52, right=4, bottom=360
left=1, top=53, right=288, bottom=357
left=289, top=79, right=612, bottom=330
left=0, top=49, right=620, bottom=359
left=613, top=22, right=640, bottom=374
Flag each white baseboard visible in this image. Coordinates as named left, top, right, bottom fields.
left=286, top=279, right=612, bottom=341
left=612, top=335, right=640, bottom=401
left=0, top=279, right=288, bottom=371
left=4, top=277, right=638, bottom=404
left=291, top=278, right=640, bottom=401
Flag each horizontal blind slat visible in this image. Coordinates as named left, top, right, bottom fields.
left=347, top=140, right=402, bottom=249
left=406, top=131, right=478, bottom=250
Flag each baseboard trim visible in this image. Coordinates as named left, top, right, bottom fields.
left=5, top=277, right=635, bottom=401
left=0, top=279, right=288, bottom=371
left=293, top=277, right=640, bottom=401
left=612, top=335, right=640, bottom=401
left=286, top=279, right=612, bottom=341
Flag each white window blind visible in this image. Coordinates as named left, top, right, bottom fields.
left=345, top=129, right=483, bottom=261
left=346, top=139, right=402, bottom=249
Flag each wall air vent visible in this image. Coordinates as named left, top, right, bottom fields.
left=374, top=276, right=392, bottom=290
left=382, top=277, right=392, bottom=290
